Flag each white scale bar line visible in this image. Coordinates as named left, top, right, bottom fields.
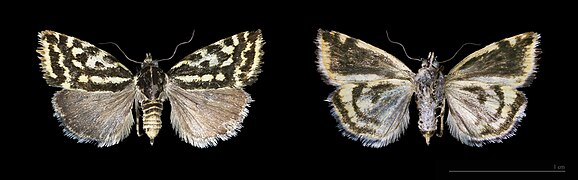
left=449, top=170, right=566, bottom=173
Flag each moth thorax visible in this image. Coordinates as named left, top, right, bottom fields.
left=415, top=63, right=445, bottom=145
left=142, top=99, right=163, bottom=145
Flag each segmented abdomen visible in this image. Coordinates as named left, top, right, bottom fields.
left=142, top=99, right=163, bottom=144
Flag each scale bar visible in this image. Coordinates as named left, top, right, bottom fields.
left=449, top=170, right=565, bottom=173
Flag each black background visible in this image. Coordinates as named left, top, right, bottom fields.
left=10, top=2, right=575, bottom=178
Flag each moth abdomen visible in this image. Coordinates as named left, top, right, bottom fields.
left=142, top=99, right=163, bottom=145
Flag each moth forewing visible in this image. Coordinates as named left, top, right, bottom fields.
left=37, top=30, right=133, bottom=92
left=168, top=30, right=264, bottom=90
left=316, top=29, right=415, bottom=86
left=446, top=32, right=540, bottom=88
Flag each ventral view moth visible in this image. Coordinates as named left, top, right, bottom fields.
left=317, top=29, right=540, bottom=147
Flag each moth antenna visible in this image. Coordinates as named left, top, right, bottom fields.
left=386, top=30, right=421, bottom=61
left=439, top=42, right=480, bottom=63
left=157, top=30, right=196, bottom=62
left=99, top=42, right=141, bottom=64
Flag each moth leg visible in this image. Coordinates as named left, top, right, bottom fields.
left=134, top=98, right=143, bottom=137
left=436, top=98, right=446, bottom=137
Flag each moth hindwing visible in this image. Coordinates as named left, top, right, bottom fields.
left=316, top=29, right=540, bottom=147
left=38, top=30, right=264, bottom=148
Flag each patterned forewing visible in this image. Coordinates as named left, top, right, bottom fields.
left=37, top=30, right=133, bottom=92
left=168, top=30, right=264, bottom=89
left=330, top=79, right=413, bottom=148
left=316, top=29, right=414, bottom=85
left=447, top=32, right=540, bottom=88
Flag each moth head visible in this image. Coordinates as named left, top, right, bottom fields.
left=421, top=52, right=439, bottom=69
left=144, top=53, right=153, bottom=63
left=142, top=53, right=159, bottom=67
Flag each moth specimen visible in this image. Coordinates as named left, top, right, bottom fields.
left=37, top=30, right=264, bottom=147
left=317, top=29, right=540, bottom=147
